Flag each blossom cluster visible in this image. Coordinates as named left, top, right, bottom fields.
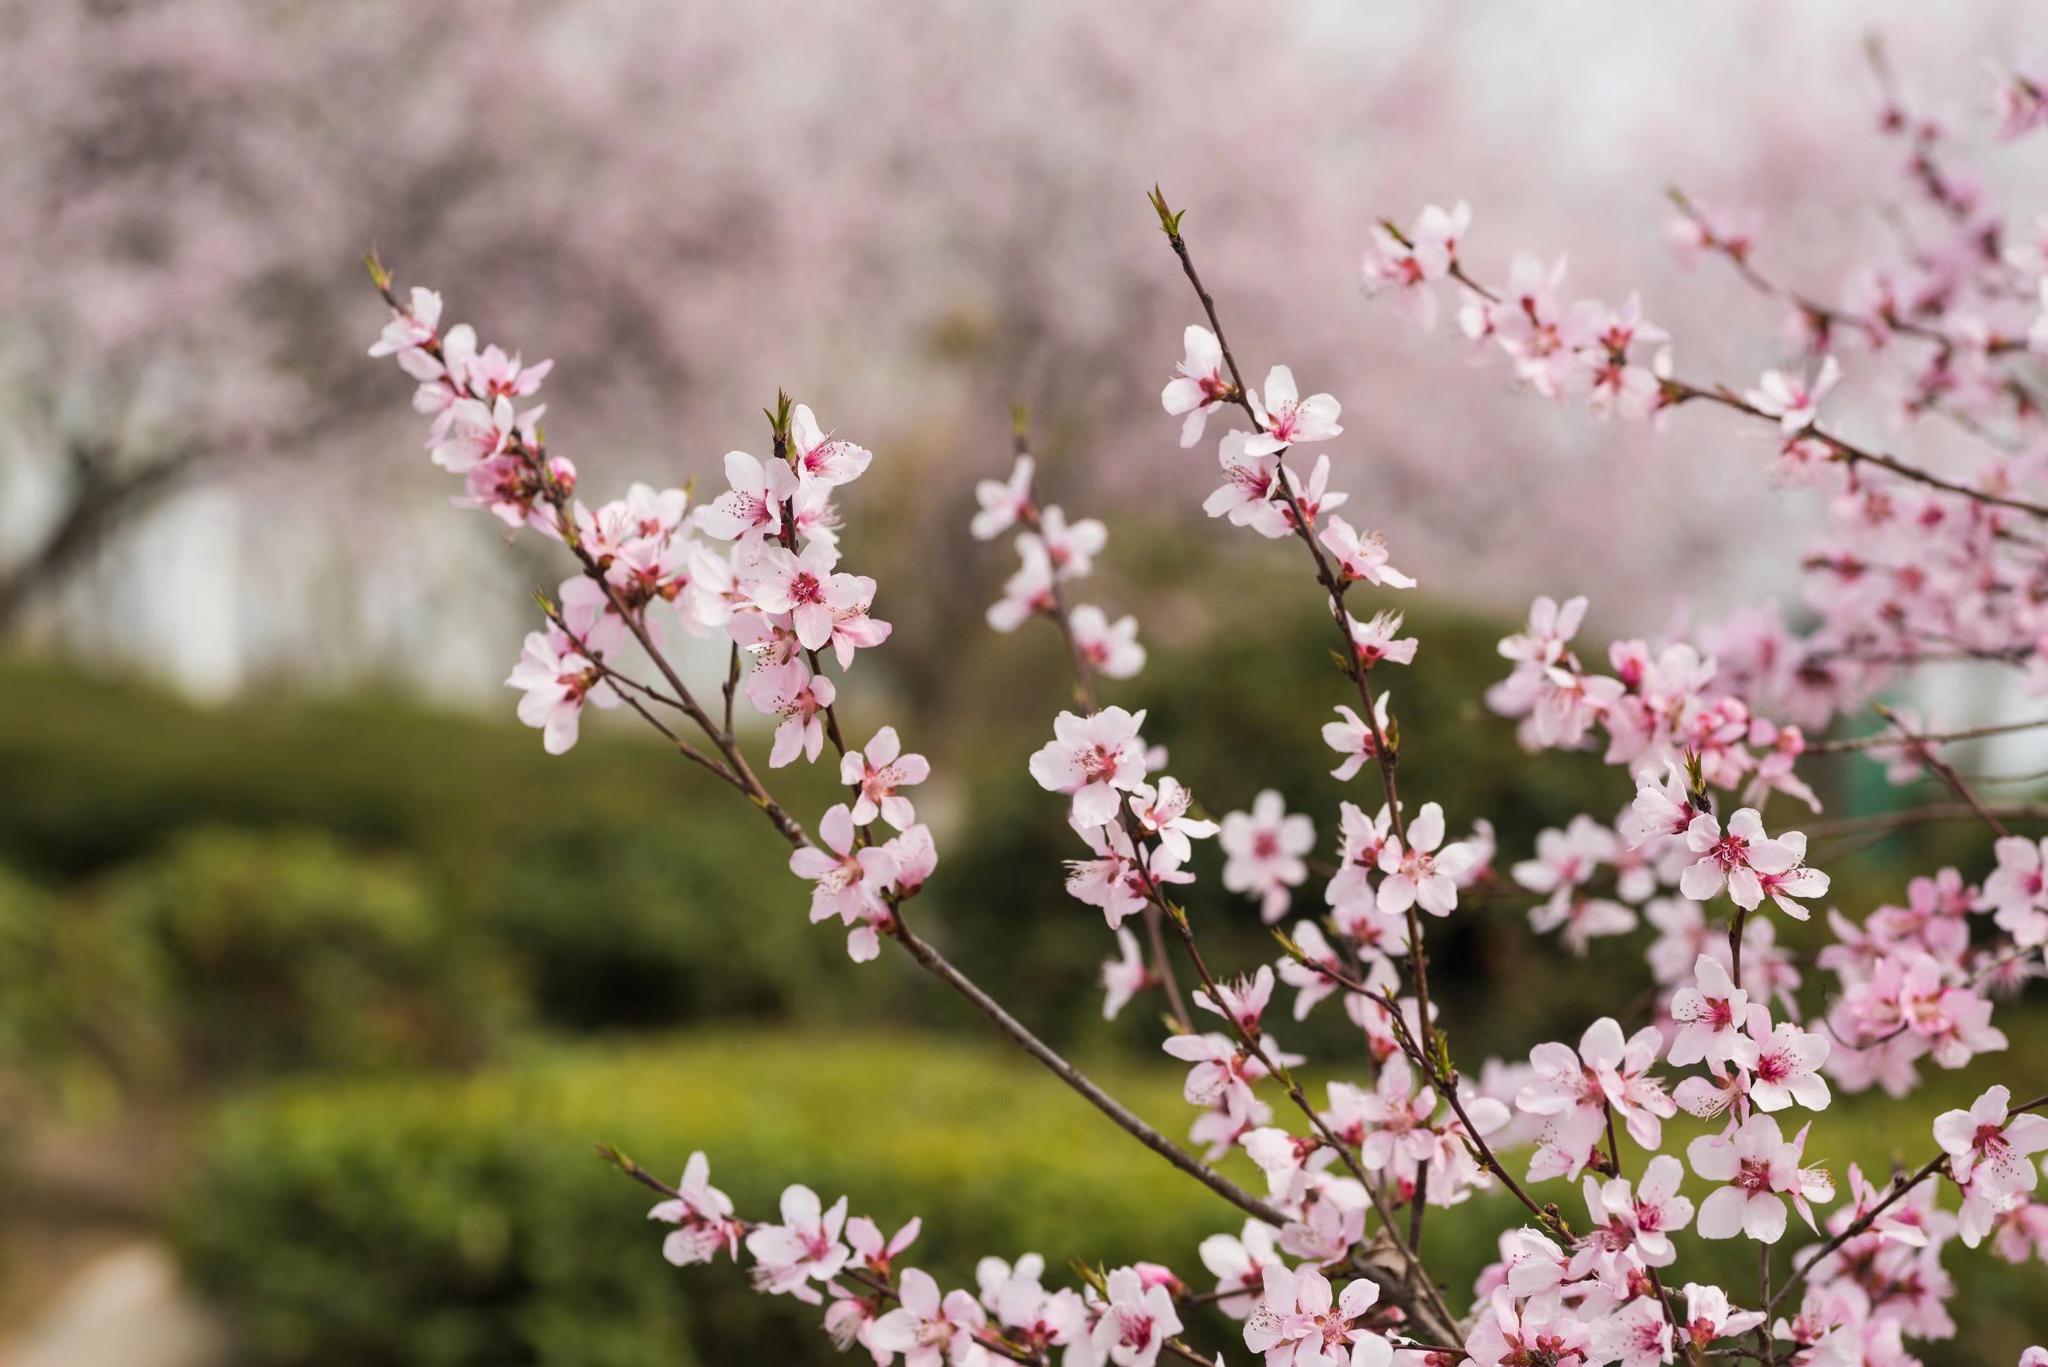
left=362, top=49, right=2048, bottom=1367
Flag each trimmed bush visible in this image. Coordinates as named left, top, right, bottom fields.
left=0, top=863, right=164, bottom=1116
left=99, top=827, right=519, bottom=1078
left=178, top=1031, right=1230, bottom=1366
left=176, top=1025, right=2048, bottom=1367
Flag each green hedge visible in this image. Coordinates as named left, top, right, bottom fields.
left=0, top=863, right=162, bottom=1117
left=0, top=656, right=846, bottom=1037
left=0, top=551, right=1994, bottom=1063
left=176, top=1025, right=2046, bottom=1367
left=100, top=827, right=519, bottom=1077
left=176, top=1031, right=1236, bottom=1367
left=0, top=828, right=518, bottom=1106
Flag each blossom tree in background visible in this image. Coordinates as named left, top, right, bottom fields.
left=19, top=0, right=2048, bottom=691
left=363, top=46, right=2048, bottom=1367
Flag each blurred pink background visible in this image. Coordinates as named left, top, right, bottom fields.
left=5, top=0, right=2048, bottom=698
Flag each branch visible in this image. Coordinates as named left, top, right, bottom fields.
left=0, top=440, right=203, bottom=632
left=1445, top=261, right=2048, bottom=522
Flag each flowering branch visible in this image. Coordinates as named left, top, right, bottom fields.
left=360, top=50, right=2048, bottom=1365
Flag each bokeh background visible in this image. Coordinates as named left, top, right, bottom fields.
left=5, top=2, right=2048, bottom=1364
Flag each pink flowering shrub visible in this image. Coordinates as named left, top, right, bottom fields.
left=361, top=51, right=2048, bottom=1367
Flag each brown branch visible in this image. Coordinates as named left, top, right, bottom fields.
left=1158, top=903, right=1459, bottom=1341
left=1805, top=714, right=2048, bottom=754
left=1872, top=704, right=2010, bottom=837
left=1156, top=194, right=1438, bottom=1076
left=1443, top=260, right=2048, bottom=522
left=1805, top=801, right=2048, bottom=839
left=887, top=907, right=1286, bottom=1227
left=0, top=440, right=202, bottom=632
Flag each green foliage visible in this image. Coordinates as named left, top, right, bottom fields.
left=176, top=1031, right=1228, bottom=1367
left=174, top=1024, right=2048, bottom=1367
left=99, top=827, right=518, bottom=1078
left=0, top=827, right=520, bottom=1104
left=0, top=656, right=845, bottom=1035
left=0, top=863, right=163, bottom=1115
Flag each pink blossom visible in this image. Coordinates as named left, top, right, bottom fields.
left=1742, top=1009, right=1832, bottom=1113
left=1984, top=836, right=2048, bottom=946
left=459, top=450, right=574, bottom=532
left=1517, top=1017, right=1672, bottom=1177
left=1624, top=767, right=1703, bottom=852
left=1029, top=707, right=1151, bottom=828
left=1491, top=254, right=1590, bottom=398
left=695, top=449, right=799, bottom=542
left=1129, top=777, right=1219, bottom=864
left=787, top=403, right=872, bottom=490
left=1668, top=953, right=1751, bottom=1069
left=986, top=537, right=1056, bottom=632
left=1688, top=1114, right=1833, bottom=1243
left=1162, top=324, right=1233, bottom=448
left=1020, top=505, right=1107, bottom=580
left=1678, top=1283, right=1764, bottom=1352
left=1679, top=807, right=1812, bottom=914
left=1499, top=593, right=1588, bottom=670
left=1065, top=821, right=1190, bottom=930
left=1276, top=920, right=1350, bottom=1021
left=367, top=286, right=443, bottom=358
left=846, top=1215, right=922, bottom=1276
left=1196, top=965, right=1275, bottom=1039
left=1267, top=454, right=1348, bottom=536
left=1528, top=891, right=1637, bottom=957
left=1100, top=928, right=1151, bottom=1021
left=1203, top=430, right=1283, bottom=532
left=971, top=455, right=1035, bottom=541
left=1325, top=800, right=1395, bottom=921
left=1345, top=609, right=1417, bottom=670
left=1243, top=1262, right=1389, bottom=1367
left=1994, top=69, right=2048, bottom=140
left=431, top=394, right=531, bottom=473
left=1243, top=365, right=1342, bottom=457
left=450, top=330, right=552, bottom=404
left=1239, top=1125, right=1322, bottom=1201
left=506, top=627, right=619, bottom=755
left=739, top=540, right=861, bottom=651
left=1198, top=1220, right=1283, bottom=1321
left=1933, top=1084, right=2048, bottom=1193
left=840, top=726, right=930, bottom=830
left=764, top=671, right=837, bottom=768
left=1360, top=201, right=1470, bottom=329
left=1512, top=815, right=1615, bottom=906
left=1321, top=695, right=1394, bottom=782
left=1583, top=1153, right=1695, bottom=1269
left=1070, top=605, right=1147, bottom=679
left=1220, top=790, right=1315, bottom=922
left=869, top=1267, right=988, bottom=1366
left=745, top=1184, right=851, bottom=1303
left=647, top=1151, right=739, bottom=1267
left=1318, top=517, right=1415, bottom=589
left=1088, top=1266, right=1182, bottom=1367
left=975, top=1253, right=1086, bottom=1348
left=883, top=824, right=939, bottom=900
left=789, top=804, right=898, bottom=927
left=1588, top=1297, right=1670, bottom=1367
left=1463, top=1287, right=1590, bottom=1367
left=1162, top=1030, right=1280, bottom=1119
left=1340, top=1054, right=1438, bottom=1174
left=1375, top=802, right=1474, bottom=918
left=1744, top=355, right=1841, bottom=433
